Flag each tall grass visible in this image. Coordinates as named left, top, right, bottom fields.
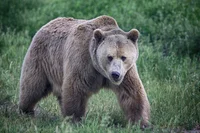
left=0, top=0, right=199, bottom=132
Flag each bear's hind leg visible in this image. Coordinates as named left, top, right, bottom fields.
left=19, top=65, right=51, bottom=115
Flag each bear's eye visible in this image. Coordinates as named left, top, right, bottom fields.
left=121, top=56, right=126, bottom=61
left=107, top=56, right=113, bottom=62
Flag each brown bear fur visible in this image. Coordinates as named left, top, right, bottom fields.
left=19, top=15, right=150, bottom=127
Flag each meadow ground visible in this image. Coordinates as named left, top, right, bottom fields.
left=0, top=0, right=200, bottom=132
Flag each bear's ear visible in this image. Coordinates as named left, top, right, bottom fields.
left=94, top=29, right=104, bottom=44
left=127, top=29, right=140, bottom=43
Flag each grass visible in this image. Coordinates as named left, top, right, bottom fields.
left=0, top=0, right=200, bottom=132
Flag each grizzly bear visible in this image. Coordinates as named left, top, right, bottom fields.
left=19, top=15, right=150, bottom=127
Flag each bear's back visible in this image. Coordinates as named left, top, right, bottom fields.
left=39, top=15, right=118, bottom=37
left=40, top=17, right=86, bottom=37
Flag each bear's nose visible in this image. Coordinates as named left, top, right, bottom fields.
left=111, top=71, right=120, bottom=81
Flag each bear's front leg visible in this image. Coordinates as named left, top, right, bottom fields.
left=61, top=76, right=89, bottom=122
left=113, top=65, right=150, bottom=128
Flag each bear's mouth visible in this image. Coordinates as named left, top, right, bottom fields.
left=110, top=79, right=123, bottom=85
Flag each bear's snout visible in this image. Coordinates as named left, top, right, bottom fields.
left=111, top=71, right=120, bottom=81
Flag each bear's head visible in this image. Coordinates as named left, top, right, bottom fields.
left=89, top=28, right=139, bottom=85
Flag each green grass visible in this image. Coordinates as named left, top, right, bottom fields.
left=0, top=0, right=200, bottom=132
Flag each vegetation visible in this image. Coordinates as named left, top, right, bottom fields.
left=0, top=0, right=199, bottom=132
